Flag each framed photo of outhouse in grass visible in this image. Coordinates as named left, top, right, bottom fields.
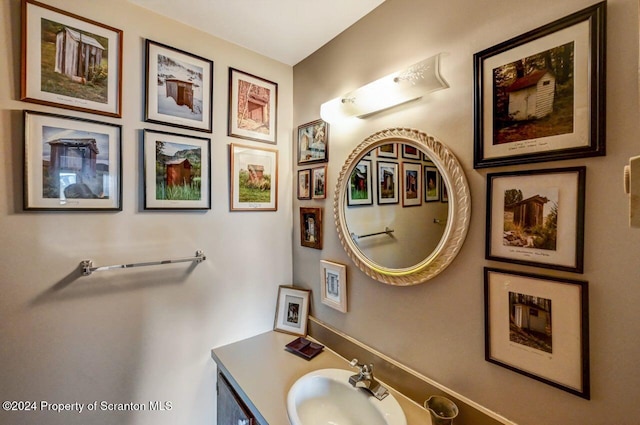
left=484, top=267, right=590, bottom=399
left=347, top=159, right=372, bottom=206
left=143, top=130, right=211, bottom=210
left=228, top=68, right=278, bottom=144
left=229, top=143, right=278, bottom=211
left=473, top=2, right=605, bottom=168
left=486, top=167, right=585, bottom=273
left=21, top=0, right=123, bottom=117
left=23, top=110, right=121, bottom=211
left=145, top=40, right=213, bottom=133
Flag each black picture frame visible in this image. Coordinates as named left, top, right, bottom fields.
left=473, top=2, right=606, bottom=168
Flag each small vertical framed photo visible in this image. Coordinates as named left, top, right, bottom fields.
left=402, top=162, right=422, bottom=207
left=424, top=165, right=440, bottom=202
left=348, top=159, right=373, bottom=206
left=145, top=40, right=214, bottom=133
left=440, top=179, right=449, bottom=203
left=297, top=119, right=329, bottom=165
left=377, top=143, right=397, bottom=159
left=297, top=169, right=311, bottom=200
left=143, top=129, right=211, bottom=210
left=311, top=165, right=327, bottom=200
left=484, top=267, right=590, bottom=399
left=320, top=260, right=347, bottom=313
left=300, top=207, right=322, bottom=249
left=274, top=285, right=311, bottom=336
left=23, top=110, right=121, bottom=211
left=229, top=143, right=278, bottom=211
left=377, top=161, right=399, bottom=205
left=228, top=67, right=277, bottom=144
left=21, top=0, right=123, bottom=117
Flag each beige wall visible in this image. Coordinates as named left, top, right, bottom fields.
left=0, top=0, right=292, bottom=424
left=293, top=0, right=640, bottom=424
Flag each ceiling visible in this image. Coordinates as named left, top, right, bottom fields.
left=127, top=0, right=386, bottom=66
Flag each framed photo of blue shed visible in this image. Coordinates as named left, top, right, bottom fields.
left=473, top=2, right=606, bottom=168
left=145, top=40, right=213, bottom=133
left=23, top=110, right=121, bottom=210
left=21, top=0, right=123, bottom=117
left=143, top=130, right=211, bottom=210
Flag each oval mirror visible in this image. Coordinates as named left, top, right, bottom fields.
left=334, top=128, right=471, bottom=286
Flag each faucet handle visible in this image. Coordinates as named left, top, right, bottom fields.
left=349, top=358, right=373, bottom=374
left=349, top=358, right=360, bottom=368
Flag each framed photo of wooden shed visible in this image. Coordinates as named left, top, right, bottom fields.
left=21, top=0, right=123, bottom=117
left=228, top=68, right=278, bottom=144
left=145, top=40, right=213, bottom=132
left=473, top=2, right=606, bottom=168
left=23, top=110, right=122, bottom=210
left=486, top=167, right=586, bottom=273
left=143, top=129, right=211, bottom=210
left=229, top=143, right=278, bottom=211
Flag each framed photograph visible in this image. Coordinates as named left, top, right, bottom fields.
left=440, top=179, right=449, bottom=203
left=24, top=110, right=121, bottom=210
left=143, top=129, right=211, bottom=210
left=401, top=144, right=421, bottom=160
left=402, top=162, right=422, bottom=207
left=473, top=2, right=606, bottom=168
left=300, top=207, right=322, bottom=249
left=377, top=143, right=397, bottom=159
left=297, top=119, right=329, bottom=165
left=274, top=285, right=311, bottom=336
left=484, top=267, right=590, bottom=399
left=486, top=167, right=585, bottom=273
left=229, top=144, right=278, bottom=211
left=320, top=260, right=347, bottom=313
left=228, top=67, right=277, bottom=144
left=377, top=161, right=399, bottom=205
left=347, top=159, right=373, bottom=206
left=297, top=169, right=311, bottom=200
left=311, top=165, right=327, bottom=200
left=424, top=165, right=440, bottom=202
left=21, top=0, right=123, bottom=117
left=145, top=40, right=213, bottom=132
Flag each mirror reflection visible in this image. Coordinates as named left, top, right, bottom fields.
left=344, top=142, right=449, bottom=269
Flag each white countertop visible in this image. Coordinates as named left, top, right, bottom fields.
left=211, top=330, right=432, bottom=424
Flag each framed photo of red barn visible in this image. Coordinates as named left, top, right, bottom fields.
left=143, top=129, right=211, bottom=210
left=228, top=68, right=278, bottom=144
left=21, top=0, right=123, bottom=117
left=473, top=2, right=606, bottom=168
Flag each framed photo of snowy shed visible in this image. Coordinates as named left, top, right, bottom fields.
left=229, top=143, right=278, bottom=211
left=228, top=68, right=278, bottom=144
left=143, top=129, right=211, bottom=210
left=23, top=110, right=121, bottom=211
left=484, top=267, right=590, bottom=399
left=473, top=2, right=606, bottom=168
left=145, top=40, right=213, bottom=132
left=21, top=0, right=123, bottom=117
left=486, top=167, right=586, bottom=273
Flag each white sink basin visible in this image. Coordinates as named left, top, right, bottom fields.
left=287, top=368, right=407, bottom=425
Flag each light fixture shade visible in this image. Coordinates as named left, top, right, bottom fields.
left=320, top=54, right=448, bottom=122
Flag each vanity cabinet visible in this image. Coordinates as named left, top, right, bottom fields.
left=217, top=369, right=256, bottom=425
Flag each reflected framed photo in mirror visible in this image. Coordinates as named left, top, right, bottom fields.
left=320, top=260, right=347, bottom=313
left=377, top=161, right=399, bottom=205
left=377, top=143, right=397, bottom=159
left=424, top=165, right=440, bottom=202
left=402, top=162, right=422, bottom=207
left=347, top=159, right=373, bottom=206
left=274, top=285, right=311, bottom=336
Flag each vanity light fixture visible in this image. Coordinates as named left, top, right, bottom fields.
left=320, top=53, right=448, bottom=122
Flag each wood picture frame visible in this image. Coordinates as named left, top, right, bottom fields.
left=145, top=40, right=213, bottom=133
left=347, top=159, right=373, bottom=206
left=486, top=166, right=586, bottom=273
left=311, top=165, right=327, bottom=200
left=297, top=119, right=329, bottom=165
left=320, top=260, right=347, bottom=313
left=377, top=161, right=399, bottom=205
left=274, top=285, right=311, bottom=336
left=143, top=129, right=211, bottom=210
left=473, top=2, right=606, bottom=168
left=229, top=143, right=278, bottom=211
left=402, top=161, right=422, bottom=207
left=484, top=267, right=590, bottom=399
left=23, top=110, right=121, bottom=211
left=300, top=207, right=322, bottom=249
left=228, top=67, right=277, bottom=144
left=21, top=0, right=123, bottom=117
left=297, top=169, right=311, bottom=200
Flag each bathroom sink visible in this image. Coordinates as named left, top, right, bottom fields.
left=287, top=368, right=407, bottom=425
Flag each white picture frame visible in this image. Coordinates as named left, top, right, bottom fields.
left=320, top=260, right=347, bottom=313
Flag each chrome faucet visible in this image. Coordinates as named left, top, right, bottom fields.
left=348, top=358, right=389, bottom=400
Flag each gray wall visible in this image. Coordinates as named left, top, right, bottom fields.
left=0, top=1, right=293, bottom=424
left=293, top=0, right=640, bottom=424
